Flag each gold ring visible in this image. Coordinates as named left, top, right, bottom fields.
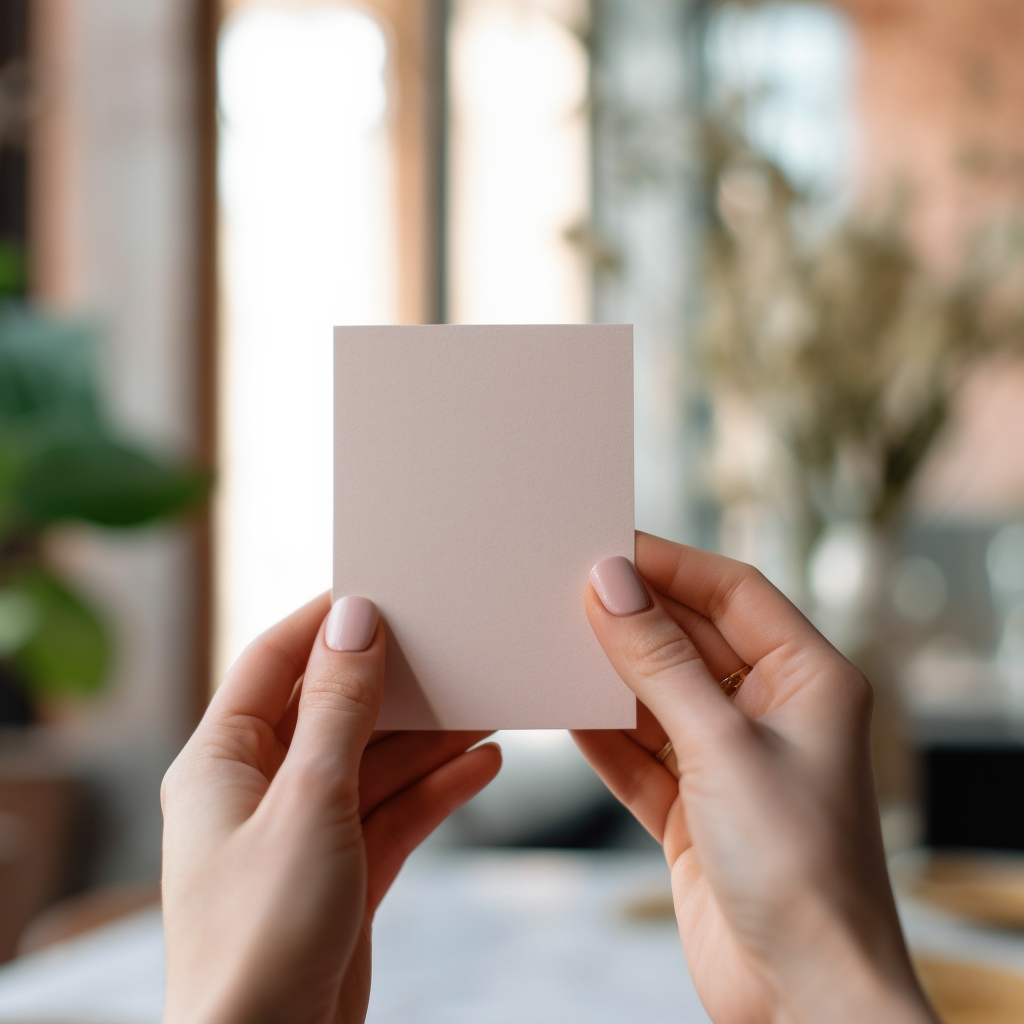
left=719, top=665, right=751, bottom=699
left=653, top=667, right=751, bottom=765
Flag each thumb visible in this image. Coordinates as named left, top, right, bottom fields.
left=278, top=596, right=383, bottom=809
left=587, top=557, right=747, bottom=770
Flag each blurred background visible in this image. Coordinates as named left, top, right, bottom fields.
left=2, top=0, right=1024, bottom=1020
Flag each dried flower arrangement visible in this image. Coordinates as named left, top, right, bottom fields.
left=699, top=120, right=1024, bottom=553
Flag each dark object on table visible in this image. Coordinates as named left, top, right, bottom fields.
left=924, top=745, right=1024, bottom=851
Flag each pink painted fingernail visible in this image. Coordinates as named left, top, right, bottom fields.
left=590, top=556, right=651, bottom=616
left=326, top=596, right=378, bottom=652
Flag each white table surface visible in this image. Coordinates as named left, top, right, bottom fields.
left=0, top=851, right=705, bottom=1024
left=1, top=849, right=1023, bottom=1024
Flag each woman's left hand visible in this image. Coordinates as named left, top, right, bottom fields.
left=161, top=593, right=501, bottom=1024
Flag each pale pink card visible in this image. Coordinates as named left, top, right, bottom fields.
left=333, top=324, right=636, bottom=730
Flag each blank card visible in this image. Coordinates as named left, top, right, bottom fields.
left=333, top=324, right=636, bottom=730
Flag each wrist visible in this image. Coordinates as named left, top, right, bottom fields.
left=771, top=898, right=938, bottom=1024
left=164, top=977, right=274, bottom=1024
left=780, top=961, right=936, bottom=1024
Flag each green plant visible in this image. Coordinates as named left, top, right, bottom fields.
left=0, top=302, right=207, bottom=712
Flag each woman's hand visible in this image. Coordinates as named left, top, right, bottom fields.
left=574, top=533, right=937, bottom=1024
left=161, top=594, right=501, bottom=1024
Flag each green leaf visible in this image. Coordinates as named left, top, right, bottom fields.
left=0, top=242, right=28, bottom=297
left=0, top=303, right=102, bottom=431
left=13, top=437, right=209, bottom=527
left=0, top=587, right=40, bottom=656
left=0, top=430, right=23, bottom=533
left=7, top=570, right=110, bottom=697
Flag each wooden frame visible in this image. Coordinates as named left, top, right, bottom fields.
left=192, top=0, right=221, bottom=728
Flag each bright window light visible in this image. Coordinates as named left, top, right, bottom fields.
left=216, top=6, right=396, bottom=678
left=449, top=0, right=590, bottom=323
left=705, top=1, right=854, bottom=203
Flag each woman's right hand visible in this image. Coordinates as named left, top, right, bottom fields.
left=574, top=533, right=938, bottom=1024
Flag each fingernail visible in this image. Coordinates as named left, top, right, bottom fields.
left=590, top=556, right=651, bottom=616
left=326, top=596, right=378, bottom=652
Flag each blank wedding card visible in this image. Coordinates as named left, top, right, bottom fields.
left=333, top=324, right=636, bottom=729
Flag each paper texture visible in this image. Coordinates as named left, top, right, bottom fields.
left=334, top=324, right=636, bottom=729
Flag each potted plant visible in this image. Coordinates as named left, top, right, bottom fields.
left=0, top=301, right=207, bottom=724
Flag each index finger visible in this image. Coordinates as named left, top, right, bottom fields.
left=635, top=532, right=822, bottom=666
left=208, top=592, right=331, bottom=728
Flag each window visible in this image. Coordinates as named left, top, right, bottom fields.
left=212, top=0, right=588, bottom=681
left=215, top=3, right=398, bottom=674
left=448, top=0, right=590, bottom=323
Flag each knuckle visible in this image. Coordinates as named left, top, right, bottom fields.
left=631, top=627, right=704, bottom=683
left=159, top=753, right=196, bottom=815
left=159, top=768, right=175, bottom=813
left=843, top=667, right=874, bottom=719
left=300, top=669, right=376, bottom=718
left=190, top=714, right=277, bottom=772
left=812, top=642, right=875, bottom=716
left=707, top=562, right=764, bottom=621
left=160, top=749, right=189, bottom=803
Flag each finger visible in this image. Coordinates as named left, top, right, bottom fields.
left=595, top=590, right=758, bottom=770
left=587, top=558, right=748, bottom=766
left=615, top=598, right=743, bottom=772
left=657, top=593, right=743, bottom=681
left=570, top=728, right=680, bottom=842
left=657, top=593, right=772, bottom=718
left=363, top=743, right=502, bottom=915
left=623, top=702, right=678, bottom=777
left=276, top=597, right=384, bottom=809
left=272, top=676, right=304, bottom=749
left=359, top=731, right=494, bottom=818
left=276, top=700, right=404, bottom=760
left=209, top=592, right=331, bottom=728
left=635, top=532, right=824, bottom=666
